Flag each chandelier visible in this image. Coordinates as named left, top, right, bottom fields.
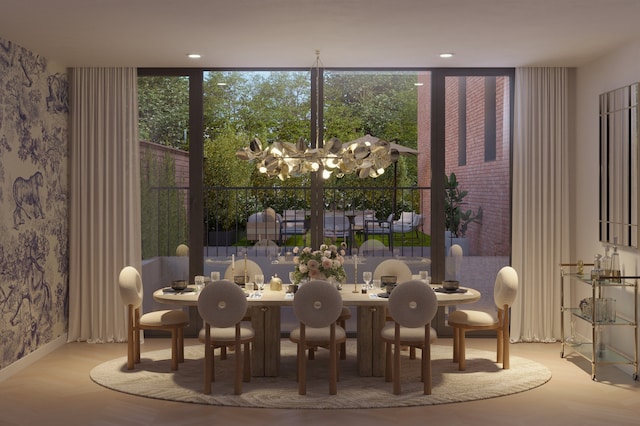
left=236, top=51, right=399, bottom=180
left=236, top=136, right=399, bottom=180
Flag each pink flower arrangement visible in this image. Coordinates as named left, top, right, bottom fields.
left=292, top=243, right=347, bottom=284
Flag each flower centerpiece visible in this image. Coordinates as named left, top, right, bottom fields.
left=292, top=243, right=347, bottom=284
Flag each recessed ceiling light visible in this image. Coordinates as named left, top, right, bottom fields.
left=187, top=53, right=202, bottom=59
left=440, top=53, right=454, bottom=58
left=414, top=83, right=424, bottom=86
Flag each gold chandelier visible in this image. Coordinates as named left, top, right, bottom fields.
left=236, top=136, right=399, bottom=180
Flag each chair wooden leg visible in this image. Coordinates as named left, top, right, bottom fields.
left=177, top=327, right=184, bottom=363
left=133, top=307, right=142, bottom=364
left=220, top=346, right=227, bottom=360
left=384, top=342, right=392, bottom=382
left=243, top=342, right=251, bottom=382
left=126, top=305, right=135, bottom=370
left=329, top=329, right=337, bottom=395
left=204, top=327, right=212, bottom=394
left=170, top=329, right=179, bottom=371
left=410, top=346, right=416, bottom=360
left=338, top=319, right=347, bottom=360
left=298, top=326, right=307, bottom=395
left=233, top=340, right=243, bottom=395
left=423, top=324, right=432, bottom=395
left=393, top=323, right=401, bottom=395
left=503, top=308, right=510, bottom=369
left=452, top=325, right=459, bottom=363
left=458, top=328, right=466, bottom=371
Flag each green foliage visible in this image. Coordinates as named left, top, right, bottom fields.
left=444, top=172, right=483, bottom=238
left=140, top=149, right=187, bottom=258
left=203, top=131, right=254, bottom=230
left=138, top=76, right=189, bottom=147
left=139, top=70, right=423, bottom=236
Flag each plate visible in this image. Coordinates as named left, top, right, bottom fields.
left=163, top=287, right=195, bottom=294
left=434, top=287, right=467, bottom=294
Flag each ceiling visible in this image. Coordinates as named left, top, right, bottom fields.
left=3, top=0, right=640, bottom=69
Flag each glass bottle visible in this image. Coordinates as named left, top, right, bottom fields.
left=601, top=245, right=611, bottom=280
left=590, top=254, right=602, bottom=282
left=610, top=244, right=621, bottom=283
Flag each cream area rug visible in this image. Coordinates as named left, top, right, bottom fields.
left=90, top=341, right=551, bottom=409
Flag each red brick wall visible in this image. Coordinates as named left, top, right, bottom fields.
left=418, top=75, right=511, bottom=256
left=140, top=140, right=189, bottom=189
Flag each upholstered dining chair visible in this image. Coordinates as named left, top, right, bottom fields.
left=224, top=258, right=263, bottom=288
left=118, top=266, right=189, bottom=371
left=447, top=266, right=519, bottom=371
left=381, top=279, right=438, bottom=395
left=373, top=258, right=413, bottom=285
left=197, top=280, right=256, bottom=395
left=359, top=238, right=388, bottom=256
left=289, top=280, right=346, bottom=395
left=374, top=259, right=414, bottom=324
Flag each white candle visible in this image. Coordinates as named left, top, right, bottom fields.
left=232, top=254, right=235, bottom=271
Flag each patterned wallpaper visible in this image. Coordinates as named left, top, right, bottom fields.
left=0, top=38, right=69, bottom=369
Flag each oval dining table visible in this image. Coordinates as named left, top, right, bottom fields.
left=154, top=283, right=480, bottom=377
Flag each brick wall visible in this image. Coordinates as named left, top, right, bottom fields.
left=418, top=75, right=511, bottom=256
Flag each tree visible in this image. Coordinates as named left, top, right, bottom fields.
left=138, top=76, right=189, bottom=147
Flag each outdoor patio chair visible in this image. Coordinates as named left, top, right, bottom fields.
left=364, top=214, right=394, bottom=249
left=323, top=214, right=350, bottom=245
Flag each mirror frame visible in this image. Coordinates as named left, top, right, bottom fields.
left=599, top=83, right=639, bottom=248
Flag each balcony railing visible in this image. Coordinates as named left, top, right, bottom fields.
left=143, top=185, right=431, bottom=259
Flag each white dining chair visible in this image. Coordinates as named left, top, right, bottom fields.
left=118, top=266, right=189, bottom=371
left=447, top=266, right=518, bottom=371
left=382, top=279, right=438, bottom=395
left=197, top=280, right=255, bottom=395
left=289, top=280, right=346, bottom=395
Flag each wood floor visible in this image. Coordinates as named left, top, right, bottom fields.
left=0, top=337, right=638, bottom=426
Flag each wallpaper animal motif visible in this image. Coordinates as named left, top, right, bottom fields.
left=0, top=38, right=69, bottom=369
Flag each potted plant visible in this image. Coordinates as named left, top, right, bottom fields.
left=444, top=172, right=483, bottom=254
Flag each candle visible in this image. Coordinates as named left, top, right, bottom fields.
left=232, top=254, right=235, bottom=272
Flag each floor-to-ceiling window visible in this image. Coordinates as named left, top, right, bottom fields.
left=137, top=68, right=513, bottom=294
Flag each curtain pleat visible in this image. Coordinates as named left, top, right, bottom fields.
left=68, top=68, right=141, bottom=343
left=511, top=67, right=570, bottom=342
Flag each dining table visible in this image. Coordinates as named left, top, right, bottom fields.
left=153, top=282, right=481, bottom=377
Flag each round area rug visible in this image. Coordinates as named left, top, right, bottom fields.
left=90, top=341, right=551, bottom=409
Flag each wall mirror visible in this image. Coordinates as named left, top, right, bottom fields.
left=599, top=83, right=639, bottom=248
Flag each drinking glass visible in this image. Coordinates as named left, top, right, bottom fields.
left=255, top=274, right=265, bottom=292
left=289, top=271, right=296, bottom=284
left=194, top=275, right=205, bottom=294
left=210, top=271, right=220, bottom=282
left=372, top=279, right=381, bottom=292
left=419, top=270, right=429, bottom=283
left=363, top=271, right=372, bottom=289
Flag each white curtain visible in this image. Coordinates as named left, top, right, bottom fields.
left=511, top=67, right=570, bottom=342
left=68, top=68, right=141, bottom=343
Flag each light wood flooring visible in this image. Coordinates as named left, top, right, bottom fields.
left=0, top=338, right=638, bottom=426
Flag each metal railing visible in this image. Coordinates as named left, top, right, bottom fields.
left=144, top=185, right=431, bottom=259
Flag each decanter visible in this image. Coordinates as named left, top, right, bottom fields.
left=601, top=245, right=611, bottom=279
left=590, top=254, right=602, bottom=282
left=610, top=242, right=621, bottom=283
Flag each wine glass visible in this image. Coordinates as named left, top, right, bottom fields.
left=363, top=271, right=372, bottom=289
left=255, top=274, right=265, bottom=293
